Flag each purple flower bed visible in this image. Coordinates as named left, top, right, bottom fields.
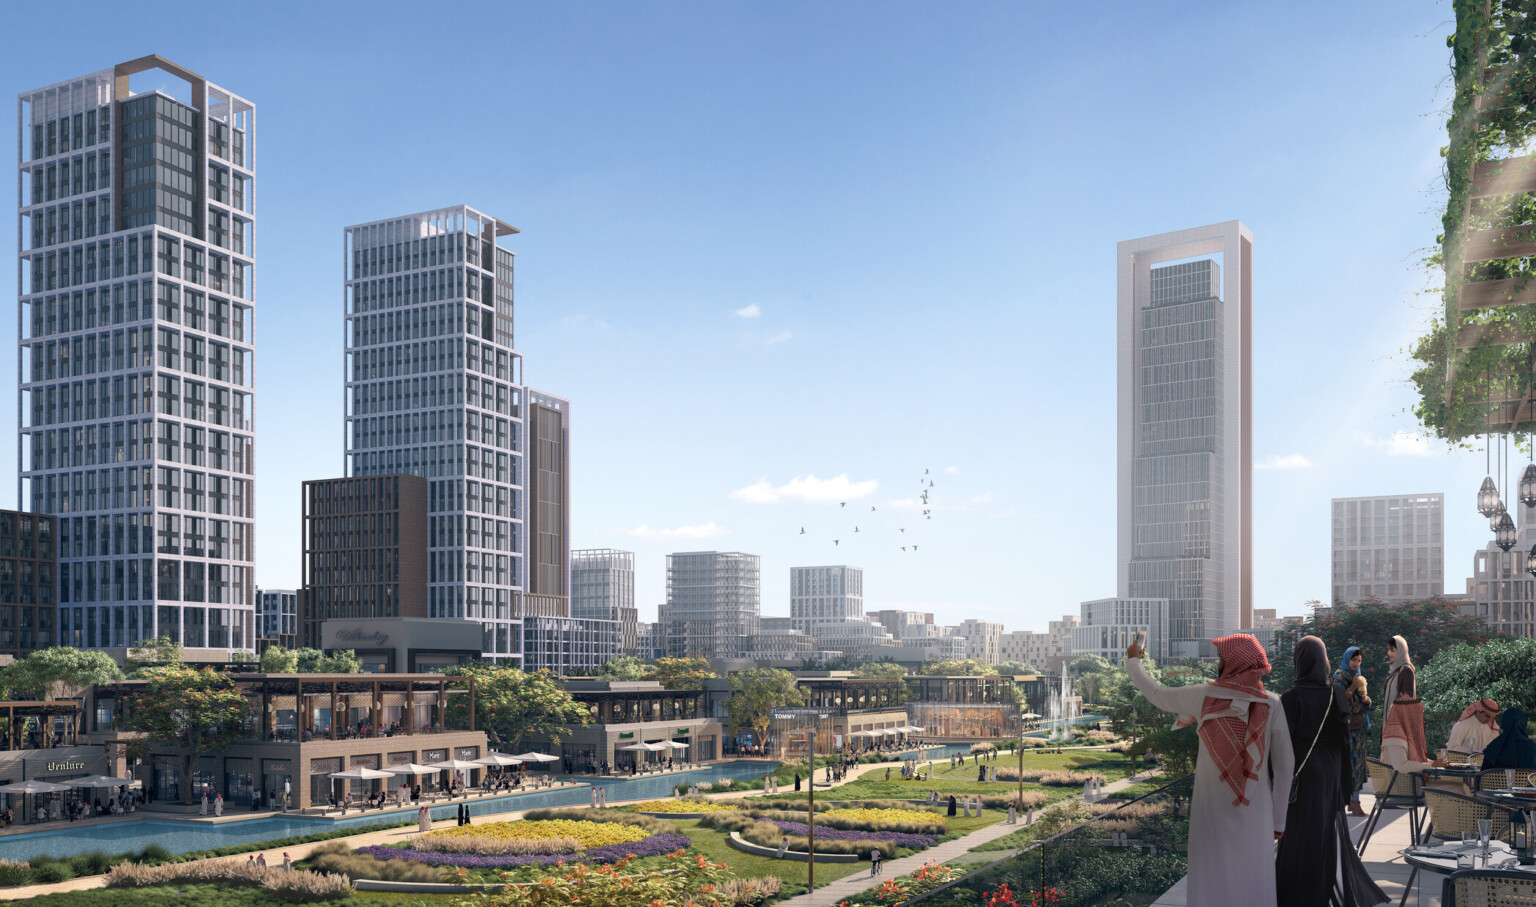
left=766, top=820, right=939, bottom=849
left=356, top=833, right=694, bottom=869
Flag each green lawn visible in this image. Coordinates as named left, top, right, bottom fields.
left=20, top=884, right=426, bottom=906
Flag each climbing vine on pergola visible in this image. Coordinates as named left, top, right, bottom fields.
left=1410, top=0, right=1536, bottom=445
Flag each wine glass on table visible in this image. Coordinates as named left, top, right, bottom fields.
left=1479, top=818, right=1493, bottom=864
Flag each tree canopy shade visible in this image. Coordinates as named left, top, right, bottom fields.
left=724, top=668, right=804, bottom=749
left=124, top=636, right=182, bottom=677
left=855, top=661, right=909, bottom=679
left=994, top=660, right=1039, bottom=676
left=651, top=656, right=716, bottom=690
left=1419, top=637, right=1536, bottom=746
left=121, top=667, right=250, bottom=803
left=1070, top=655, right=1114, bottom=676
left=595, top=655, right=653, bottom=682
left=1264, top=598, right=1497, bottom=699
left=257, top=646, right=363, bottom=674
left=442, top=664, right=590, bottom=752
left=0, top=647, right=121, bottom=700
left=919, top=657, right=995, bottom=676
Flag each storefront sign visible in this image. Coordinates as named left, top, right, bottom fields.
left=674, top=728, right=690, bottom=735
left=619, top=732, right=635, bottom=739
left=44, top=760, right=86, bottom=773
left=334, top=629, right=390, bottom=645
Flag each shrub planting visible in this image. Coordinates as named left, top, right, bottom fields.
left=994, top=767, right=1106, bottom=787
left=104, top=858, right=352, bottom=902
left=627, top=797, right=737, bottom=813
left=30, top=863, right=73, bottom=884
left=519, top=807, right=680, bottom=836
left=0, top=860, right=31, bottom=887
left=305, top=842, right=445, bottom=883
left=356, top=833, right=693, bottom=869
left=423, top=818, right=648, bottom=849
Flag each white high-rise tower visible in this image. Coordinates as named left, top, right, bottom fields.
left=17, top=56, right=257, bottom=655
left=1116, top=222, right=1252, bottom=658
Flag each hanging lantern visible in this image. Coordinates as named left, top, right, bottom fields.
left=1496, top=511, right=1519, bottom=552
left=1526, top=544, right=1536, bottom=578
left=1493, top=499, right=1509, bottom=530
left=1480, top=477, right=1503, bottom=517
left=1522, top=465, right=1536, bottom=508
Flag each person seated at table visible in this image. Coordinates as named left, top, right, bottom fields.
left=1447, top=698, right=1501, bottom=756
left=1482, top=706, right=1536, bottom=771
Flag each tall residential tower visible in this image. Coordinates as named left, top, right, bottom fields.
left=18, top=56, right=257, bottom=655
left=342, top=205, right=570, bottom=663
left=1116, top=222, right=1252, bottom=658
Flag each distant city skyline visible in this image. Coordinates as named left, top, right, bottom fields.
left=0, top=3, right=1504, bottom=637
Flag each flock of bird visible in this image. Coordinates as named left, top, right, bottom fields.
left=798, top=468, right=937, bottom=552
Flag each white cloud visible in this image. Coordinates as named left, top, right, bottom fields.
left=1367, top=430, right=1438, bottom=458
left=626, top=521, right=730, bottom=542
left=731, top=474, right=878, bottom=504
left=766, top=330, right=794, bottom=345
left=734, top=304, right=761, bottom=318
left=970, top=492, right=993, bottom=504
left=944, top=466, right=960, bottom=475
left=1256, top=453, right=1314, bottom=471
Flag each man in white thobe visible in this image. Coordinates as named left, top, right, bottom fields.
left=1127, top=632, right=1293, bottom=907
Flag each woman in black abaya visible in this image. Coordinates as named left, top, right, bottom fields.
left=1275, top=636, right=1387, bottom=907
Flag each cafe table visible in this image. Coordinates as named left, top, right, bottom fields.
left=1401, top=840, right=1529, bottom=907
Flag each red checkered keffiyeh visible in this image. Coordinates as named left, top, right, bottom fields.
left=1187, top=634, right=1272, bottom=807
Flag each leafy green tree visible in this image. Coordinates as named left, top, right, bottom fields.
left=259, top=645, right=299, bottom=673
left=1070, top=654, right=1114, bottom=676
left=258, top=646, right=362, bottom=674
left=724, top=668, right=805, bottom=747
left=443, top=664, right=591, bottom=751
left=0, top=647, right=122, bottom=700
left=1419, top=637, right=1536, bottom=747
left=854, top=661, right=908, bottom=680
left=121, top=667, right=250, bottom=802
left=596, top=655, right=653, bottom=681
left=994, top=660, right=1039, bottom=676
left=1262, top=598, right=1496, bottom=747
left=125, top=636, right=183, bottom=676
left=919, top=657, right=996, bottom=676
left=651, top=656, right=716, bottom=690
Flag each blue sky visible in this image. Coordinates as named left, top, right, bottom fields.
left=0, top=1, right=1498, bottom=631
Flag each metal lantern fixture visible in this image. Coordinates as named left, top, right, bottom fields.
left=1496, top=511, right=1519, bottom=552
left=1527, top=543, right=1536, bottom=578
left=1480, top=476, right=1503, bottom=517
left=1519, top=809, right=1536, bottom=865
left=1492, top=499, right=1510, bottom=530
left=1522, top=464, right=1536, bottom=509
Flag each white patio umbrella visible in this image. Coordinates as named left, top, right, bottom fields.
left=658, top=741, right=689, bottom=751
left=901, top=726, right=925, bottom=734
left=66, top=775, right=136, bottom=788
left=327, top=767, right=394, bottom=782
left=426, top=759, right=484, bottom=772
left=2, top=780, right=72, bottom=794
left=512, top=752, right=560, bottom=763
left=385, top=763, right=440, bottom=776
left=473, top=753, right=525, bottom=767
left=616, top=742, right=668, bottom=752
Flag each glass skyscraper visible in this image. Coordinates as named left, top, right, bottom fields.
left=342, top=205, right=569, bottom=662
left=1116, top=223, right=1252, bottom=658
left=17, top=56, right=256, bottom=654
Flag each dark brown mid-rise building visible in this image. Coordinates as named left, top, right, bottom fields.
left=0, top=510, right=58, bottom=658
left=301, top=475, right=428, bottom=647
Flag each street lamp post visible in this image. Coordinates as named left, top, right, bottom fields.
left=1017, top=726, right=1026, bottom=817
left=807, top=725, right=817, bottom=889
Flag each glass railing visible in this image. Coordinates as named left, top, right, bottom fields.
left=897, top=773, right=1193, bottom=907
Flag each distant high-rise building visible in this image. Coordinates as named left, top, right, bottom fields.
left=18, top=56, right=258, bottom=655
left=0, top=510, right=57, bottom=658
left=1465, top=511, right=1536, bottom=640
left=1331, top=494, right=1444, bottom=604
left=521, top=615, right=619, bottom=676
left=1118, top=222, right=1253, bottom=657
left=572, top=549, right=637, bottom=654
left=956, top=619, right=1004, bottom=664
left=343, top=205, right=571, bottom=663
left=790, top=565, right=892, bottom=663
left=1070, top=598, right=1167, bottom=665
left=255, top=588, right=297, bottom=651
left=635, top=620, right=658, bottom=659
left=300, top=474, right=428, bottom=647
left=660, top=552, right=759, bottom=660
left=870, top=609, right=933, bottom=639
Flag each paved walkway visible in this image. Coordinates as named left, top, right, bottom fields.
left=773, top=818, right=1021, bottom=907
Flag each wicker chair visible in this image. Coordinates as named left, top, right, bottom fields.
left=1477, top=769, right=1536, bottom=791
left=1405, top=790, right=1521, bottom=907
left=1359, top=758, right=1427, bottom=856
left=1444, top=869, right=1536, bottom=906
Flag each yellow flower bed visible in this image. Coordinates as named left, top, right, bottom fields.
left=424, top=819, right=648, bottom=849
left=823, top=807, right=944, bottom=826
left=628, top=799, right=737, bottom=813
